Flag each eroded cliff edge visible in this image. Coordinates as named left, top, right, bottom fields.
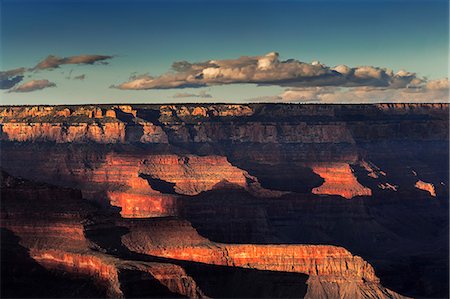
left=1, top=103, right=448, bottom=298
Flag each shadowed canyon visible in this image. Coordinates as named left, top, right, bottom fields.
left=0, top=103, right=448, bottom=298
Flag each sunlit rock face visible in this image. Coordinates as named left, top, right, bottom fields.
left=311, top=163, right=372, bottom=199
left=415, top=180, right=436, bottom=197
left=120, top=219, right=405, bottom=299
left=0, top=103, right=448, bottom=298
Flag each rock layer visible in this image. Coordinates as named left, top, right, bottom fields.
left=121, top=219, right=405, bottom=299
left=1, top=103, right=448, bottom=298
left=311, top=163, right=372, bottom=199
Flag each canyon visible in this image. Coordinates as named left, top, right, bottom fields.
left=0, top=103, right=448, bottom=298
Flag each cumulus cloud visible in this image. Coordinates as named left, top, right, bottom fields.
left=114, top=52, right=424, bottom=90
left=0, top=67, right=26, bottom=89
left=172, top=90, right=212, bottom=98
left=33, top=54, right=113, bottom=70
left=8, top=79, right=56, bottom=93
left=253, top=78, right=449, bottom=103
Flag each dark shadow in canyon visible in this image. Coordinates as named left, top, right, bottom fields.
left=136, top=108, right=163, bottom=125
left=240, top=162, right=324, bottom=193
left=139, top=173, right=177, bottom=194
left=118, top=269, right=185, bottom=298
left=178, top=186, right=449, bottom=299
left=1, top=228, right=107, bottom=298
left=114, top=109, right=135, bottom=123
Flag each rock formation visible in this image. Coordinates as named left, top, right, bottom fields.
left=1, top=103, right=448, bottom=298
left=311, top=163, right=372, bottom=199
left=121, top=219, right=405, bottom=299
left=415, top=179, right=436, bottom=197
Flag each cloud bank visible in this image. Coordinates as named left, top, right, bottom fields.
left=8, top=79, right=56, bottom=93
left=115, top=52, right=425, bottom=90
left=251, top=78, right=449, bottom=103
left=172, top=90, right=212, bottom=98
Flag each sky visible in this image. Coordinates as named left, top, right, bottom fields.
left=0, top=0, right=448, bottom=105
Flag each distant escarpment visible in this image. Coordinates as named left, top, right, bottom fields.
left=1, top=103, right=447, bottom=144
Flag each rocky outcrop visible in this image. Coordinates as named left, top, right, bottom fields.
left=139, top=154, right=281, bottom=197
left=415, top=180, right=436, bottom=197
left=1, top=122, right=126, bottom=143
left=30, top=249, right=205, bottom=298
left=311, top=163, right=372, bottom=199
left=1, top=171, right=206, bottom=298
left=30, top=249, right=123, bottom=298
left=121, top=219, right=405, bottom=299
left=81, top=153, right=178, bottom=218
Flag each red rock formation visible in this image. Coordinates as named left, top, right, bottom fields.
left=360, top=160, right=387, bottom=179
left=141, top=155, right=248, bottom=195
left=1, top=171, right=205, bottom=298
left=81, top=153, right=177, bottom=218
left=311, top=163, right=372, bottom=199
left=30, top=249, right=123, bottom=298
left=116, top=105, right=137, bottom=117
left=159, top=104, right=254, bottom=122
left=105, top=109, right=116, bottom=118
left=1, top=103, right=447, bottom=144
left=139, top=121, right=169, bottom=143
left=1, top=122, right=126, bottom=143
left=121, top=219, right=406, bottom=299
left=139, top=154, right=282, bottom=197
left=30, top=249, right=205, bottom=298
left=415, top=180, right=436, bottom=197
left=378, top=183, right=398, bottom=191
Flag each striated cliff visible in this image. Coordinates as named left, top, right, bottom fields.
left=1, top=103, right=447, bottom=144
left=1, top=103, right=448, bottom=298
left=1, top=170, right=405, bottom=298
left=120, top=218, right=404, bottom=299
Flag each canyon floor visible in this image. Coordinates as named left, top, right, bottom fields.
left=0, top=103, right=448, bottom=298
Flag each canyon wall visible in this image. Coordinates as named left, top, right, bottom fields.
left=1, top=103, right=447, bottom=144
left=1, top=103, right=448, bottom=298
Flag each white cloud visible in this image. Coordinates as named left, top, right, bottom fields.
left=114, top=52, right=424, bottom=90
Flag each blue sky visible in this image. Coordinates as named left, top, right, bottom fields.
left=1, top=0, right=448, bottom=104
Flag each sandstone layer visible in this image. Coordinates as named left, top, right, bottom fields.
left=1, top=103, right=448, bottom=298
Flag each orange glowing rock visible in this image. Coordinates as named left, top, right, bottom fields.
left=0, top=122, right=126, bottom=143
left=415, top=180, right=436, bottom=197
left=108, top=191, right=176, bottom=218
left=121, top=219, right=406, bottom=298
left=191, top=107, right=208, bottom=117
left=360, top=160, right=386, bottom=178
left=311, top=163, right=372, bottom=199
left=139, top=154, right=282, bottom=197
left=105, top=109, right=116, bottom=118
left=30, top=248, right=205, bottom=298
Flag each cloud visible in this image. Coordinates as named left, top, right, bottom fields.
left=8, top=79, right=56, bottom=93
left=1, top=54, right=111, bottom=91
left=253, top=78, right=449, bottom=103
left=114, top=52, right=424, bottom=90
left=73, top=74, right=86, bottom=80
left=172, top=90, right=212, bottom=98
left=33, top=54, right=113, bottom=70
left=0, top=67, right=26, bottom=89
